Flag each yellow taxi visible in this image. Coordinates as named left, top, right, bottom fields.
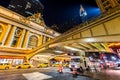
left=52, top=63, right=60, bottom=67
left=0, top=63, right=11, bottom=70
left=37, top=63, right=48, bottom=68
left=16, top=63, right=32, bottom=69
left=63, top=63, right=69, bottom=67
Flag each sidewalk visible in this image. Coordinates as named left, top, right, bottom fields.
left=61, top=68, right=120, bottom=80
left=83, top=70, right=120, bottom=80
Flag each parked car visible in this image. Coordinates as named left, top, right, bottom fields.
left=52, top=62, right=60, bottom=67
left=37, top=63, right=48, bottom=68
left=63, top=63, right=69, bottom=67
left=0, top=63, right=11, bottom=70
left=16, top=63, right=32, bottom=69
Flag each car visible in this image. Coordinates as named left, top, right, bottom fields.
left=63, top=63, right=69, bottom=67
left=16, top=63, right=32, bottom=69
left=37, top=63, right=48, bottom=68
left=52, top=63, right=60, bottom=67
left=0, top=63, right=11, bottom=70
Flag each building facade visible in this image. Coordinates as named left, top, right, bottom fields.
left=96, top=0, right=120, bottom=12
left=0, top=6, right=60, bottom=65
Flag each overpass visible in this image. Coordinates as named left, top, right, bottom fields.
left=28, top=5, right=120, bottom=60
left=0, top=5, right=120, bottom=63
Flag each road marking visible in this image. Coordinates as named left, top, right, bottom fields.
left=22, top=72, right=52, bottom=80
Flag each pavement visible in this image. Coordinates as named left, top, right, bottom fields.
left=0, top=67, right=120, bottom=80
left=82, top=69, right=120, bottom=80
left=61, top=67, right=120, bottom=80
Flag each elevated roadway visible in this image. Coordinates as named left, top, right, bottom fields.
left=27, top=5, right=120, bottom=60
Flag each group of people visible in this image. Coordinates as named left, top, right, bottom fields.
left=72, top=66, right=84, bottom=78
left=57, top=64, right=91, bottom=79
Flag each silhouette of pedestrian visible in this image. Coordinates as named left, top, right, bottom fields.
left=72, top=66, right=78, bottom=78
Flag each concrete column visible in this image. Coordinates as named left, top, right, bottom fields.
left=16, top=29, right=26, bottom=48
left=43, top=36, right=46, bottom=44
left=38, top=35, right=43, bottom=45
left=0, top=24, right=12, bottom=46
left=4, top=26, right=16, bottom=46
left=37, top=35, right=42, bottom=46
left=22, top=30, right=30, bottom=48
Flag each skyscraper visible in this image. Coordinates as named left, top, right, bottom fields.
left=8, top=0, right=44, bottom=17
left=79, top=4, right=87, bottom=23
left=96, top=0, right=120, bottom=13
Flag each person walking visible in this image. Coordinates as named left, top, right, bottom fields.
left=72, top=66, right=78, bottom=78
left=58, top=65, right=63, bottom=73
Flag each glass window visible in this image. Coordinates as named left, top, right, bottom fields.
left=71, top=58, right=80, bottom=62
left=28, top=35, right=38, bottom=48
left=11, top=27, right=22, bottom=47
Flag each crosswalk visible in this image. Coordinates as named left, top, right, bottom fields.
left=22, top=72, right=52, bottom=80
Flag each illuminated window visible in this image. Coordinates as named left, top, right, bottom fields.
left=11, top=27, right=22, bottom=47
left=11, top=38, right=19, bottom=47
left=28, top=35, right=38, bottom=48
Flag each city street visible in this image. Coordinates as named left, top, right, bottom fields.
left=0, top=1, right=120, bottom=80
left=0, top=67, right=120, bottom=80
left=0, top=67, right=95, bottom=80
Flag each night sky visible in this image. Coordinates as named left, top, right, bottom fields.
left=40, top=0, right=100, bottom=33
left=0, top=0, right=100, bottom=33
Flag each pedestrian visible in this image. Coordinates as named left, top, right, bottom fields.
left=58, top=65, right=63, bottom=73
left=79, top=66, right=84, bottom=73
left=72, top=66, right=78, bottom=78
left=86, top=66, right=90, bottom=71
left=94, top=65, right=97, bottom=72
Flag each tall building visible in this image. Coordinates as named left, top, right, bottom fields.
left=8, top=0, right=44, bottom=17
left=96, top=0, right=120, bottom=12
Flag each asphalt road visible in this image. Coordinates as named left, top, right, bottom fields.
left=1, top=67, right=120, bottom=80
left=0, top=67, right=96, bottom=80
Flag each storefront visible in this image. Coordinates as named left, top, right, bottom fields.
left=0, top=56, right=24, bottom=66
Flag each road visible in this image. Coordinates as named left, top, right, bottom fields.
left=0, top=67, right=95, bottom=80
left=0, top=67, right=120, bottom=80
